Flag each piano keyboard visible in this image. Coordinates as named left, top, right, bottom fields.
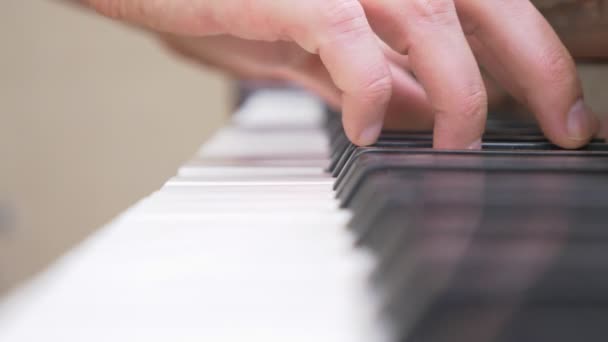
left=1, top=89, right=608, bottom=341
left=0, top=90, right=384, bottom=342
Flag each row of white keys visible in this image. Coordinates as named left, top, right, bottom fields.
left=0, top=90, right=386, bottom=342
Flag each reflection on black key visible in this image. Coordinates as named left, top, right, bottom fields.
left=324, top=114, right=608, bottom=342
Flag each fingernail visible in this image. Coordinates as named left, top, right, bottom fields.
left=358, top=122, right=383, bottom=146
left=467, top=139, right=482, bottom=150
left=567, top=99, right=597, bottom=141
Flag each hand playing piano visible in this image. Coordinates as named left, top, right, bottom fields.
left=85, top=0, right=599, bottom=149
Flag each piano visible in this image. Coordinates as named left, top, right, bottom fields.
left=1, top=88, right=608, bottom=342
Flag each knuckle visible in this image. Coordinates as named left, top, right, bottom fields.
left=538, top=46, right=577, bottom=86
left=360, top=70, right=393, bottom=101
left=451, top=85, right=488, bottom=121
left=318, top=0, right=369, bottom=40
left=363, top=0, right=412, bottom=53
left=407, top=0, right=459, bottom=26
left=276, top=46, right=316, bottom=71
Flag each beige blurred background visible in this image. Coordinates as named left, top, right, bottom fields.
left=0, top=1, right=232, bottom=295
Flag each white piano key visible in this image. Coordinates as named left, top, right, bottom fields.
left=177, top=165, right=325, bottom=178
left=184, top=158, right=329, bottom=168
left=0, top=90, right=385, bottom=342
left=198, top=128, right=328, bottom=160
left=232, top=89, right=325, bottom=129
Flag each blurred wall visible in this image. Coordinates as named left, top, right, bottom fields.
left=579, top=65, right=608, bottom=114
left=0, top=1, right=232, bottom=295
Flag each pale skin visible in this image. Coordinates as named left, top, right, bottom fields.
left=81, top=0, right=599, bottom=148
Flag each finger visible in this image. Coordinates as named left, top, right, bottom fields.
left=161, top=33, right=426, bottom=120
left=383, top=63, right=435, bottom=131
left=157, top=0, right=394, bottom=146
left=378, top=39, right=411, bottom=69
left=364, top=0, right=487, bottom=149
left=163, top=34, right=344, bottom=107
left=161, top=35, right=277, bottom=79
left=291, top=1, right=392, bottom=146
left=288, top=56, right=433, bottom=130
left=460, top=0, right=599, bottom=149
left=86, top=0, right=229, bottom=35
left=288, top=47, right=432, bottom=132
left=282, top=56, right=343, bottom=108
left=289, top=58, right=432, bottom=122
left=377, top=40, right=434, bottom=129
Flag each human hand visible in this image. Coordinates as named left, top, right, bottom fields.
left=160, top=34, right=435, bottom=132
left=85, top=0, right=598, bottom=148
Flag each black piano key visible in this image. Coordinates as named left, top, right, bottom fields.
left=377, top=237, right=608, bottom=340
left=331, top=143, right=358, bottom=177
left=332, top=140, right=608, bottom=182
left=328, top=134, right=351, bottom=172
left=336, top=152, right=608, bottom=208
left=385, top=265, right=608, bottom=342
left=334, top=147, right=406, bottom=188
left=396, top=303, right=608, bottom=342
left=365, top=201, right=608, bottom=262
left=351, top=171, right=608, bottom=247
left=333, top=145, right=608, bottom=193
left=348, top=195, right=392, bottom=237
left=378, top=131, right=557, bottom=143
left=324, top=111, right=608, bottom=342
left=363, top=185, right=608, bottom=287
left=333, top=142, right=438, bottom=178
left=329, top=130, right=348, bottom=156
left=326, top=124, right=344, bottom=148
left=483, top=141, right=608, bottom=151
left=346, top=175, right=422, bottom=236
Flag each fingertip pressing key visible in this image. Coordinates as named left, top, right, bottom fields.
left=467, top=138, right=483, bottom=150
left=356, top=122, right=384, bottom=146
left=566, top=99, right=600, bottom=142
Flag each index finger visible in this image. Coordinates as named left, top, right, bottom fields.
left=87, top=0, right=393, bottom=146
left=300, top=1, right=393, bottom=146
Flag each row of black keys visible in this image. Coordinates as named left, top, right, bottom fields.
left=325, top=115, right=608, bottom=342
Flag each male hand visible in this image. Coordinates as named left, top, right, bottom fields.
left=85, top=0, right=599, bottom=148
